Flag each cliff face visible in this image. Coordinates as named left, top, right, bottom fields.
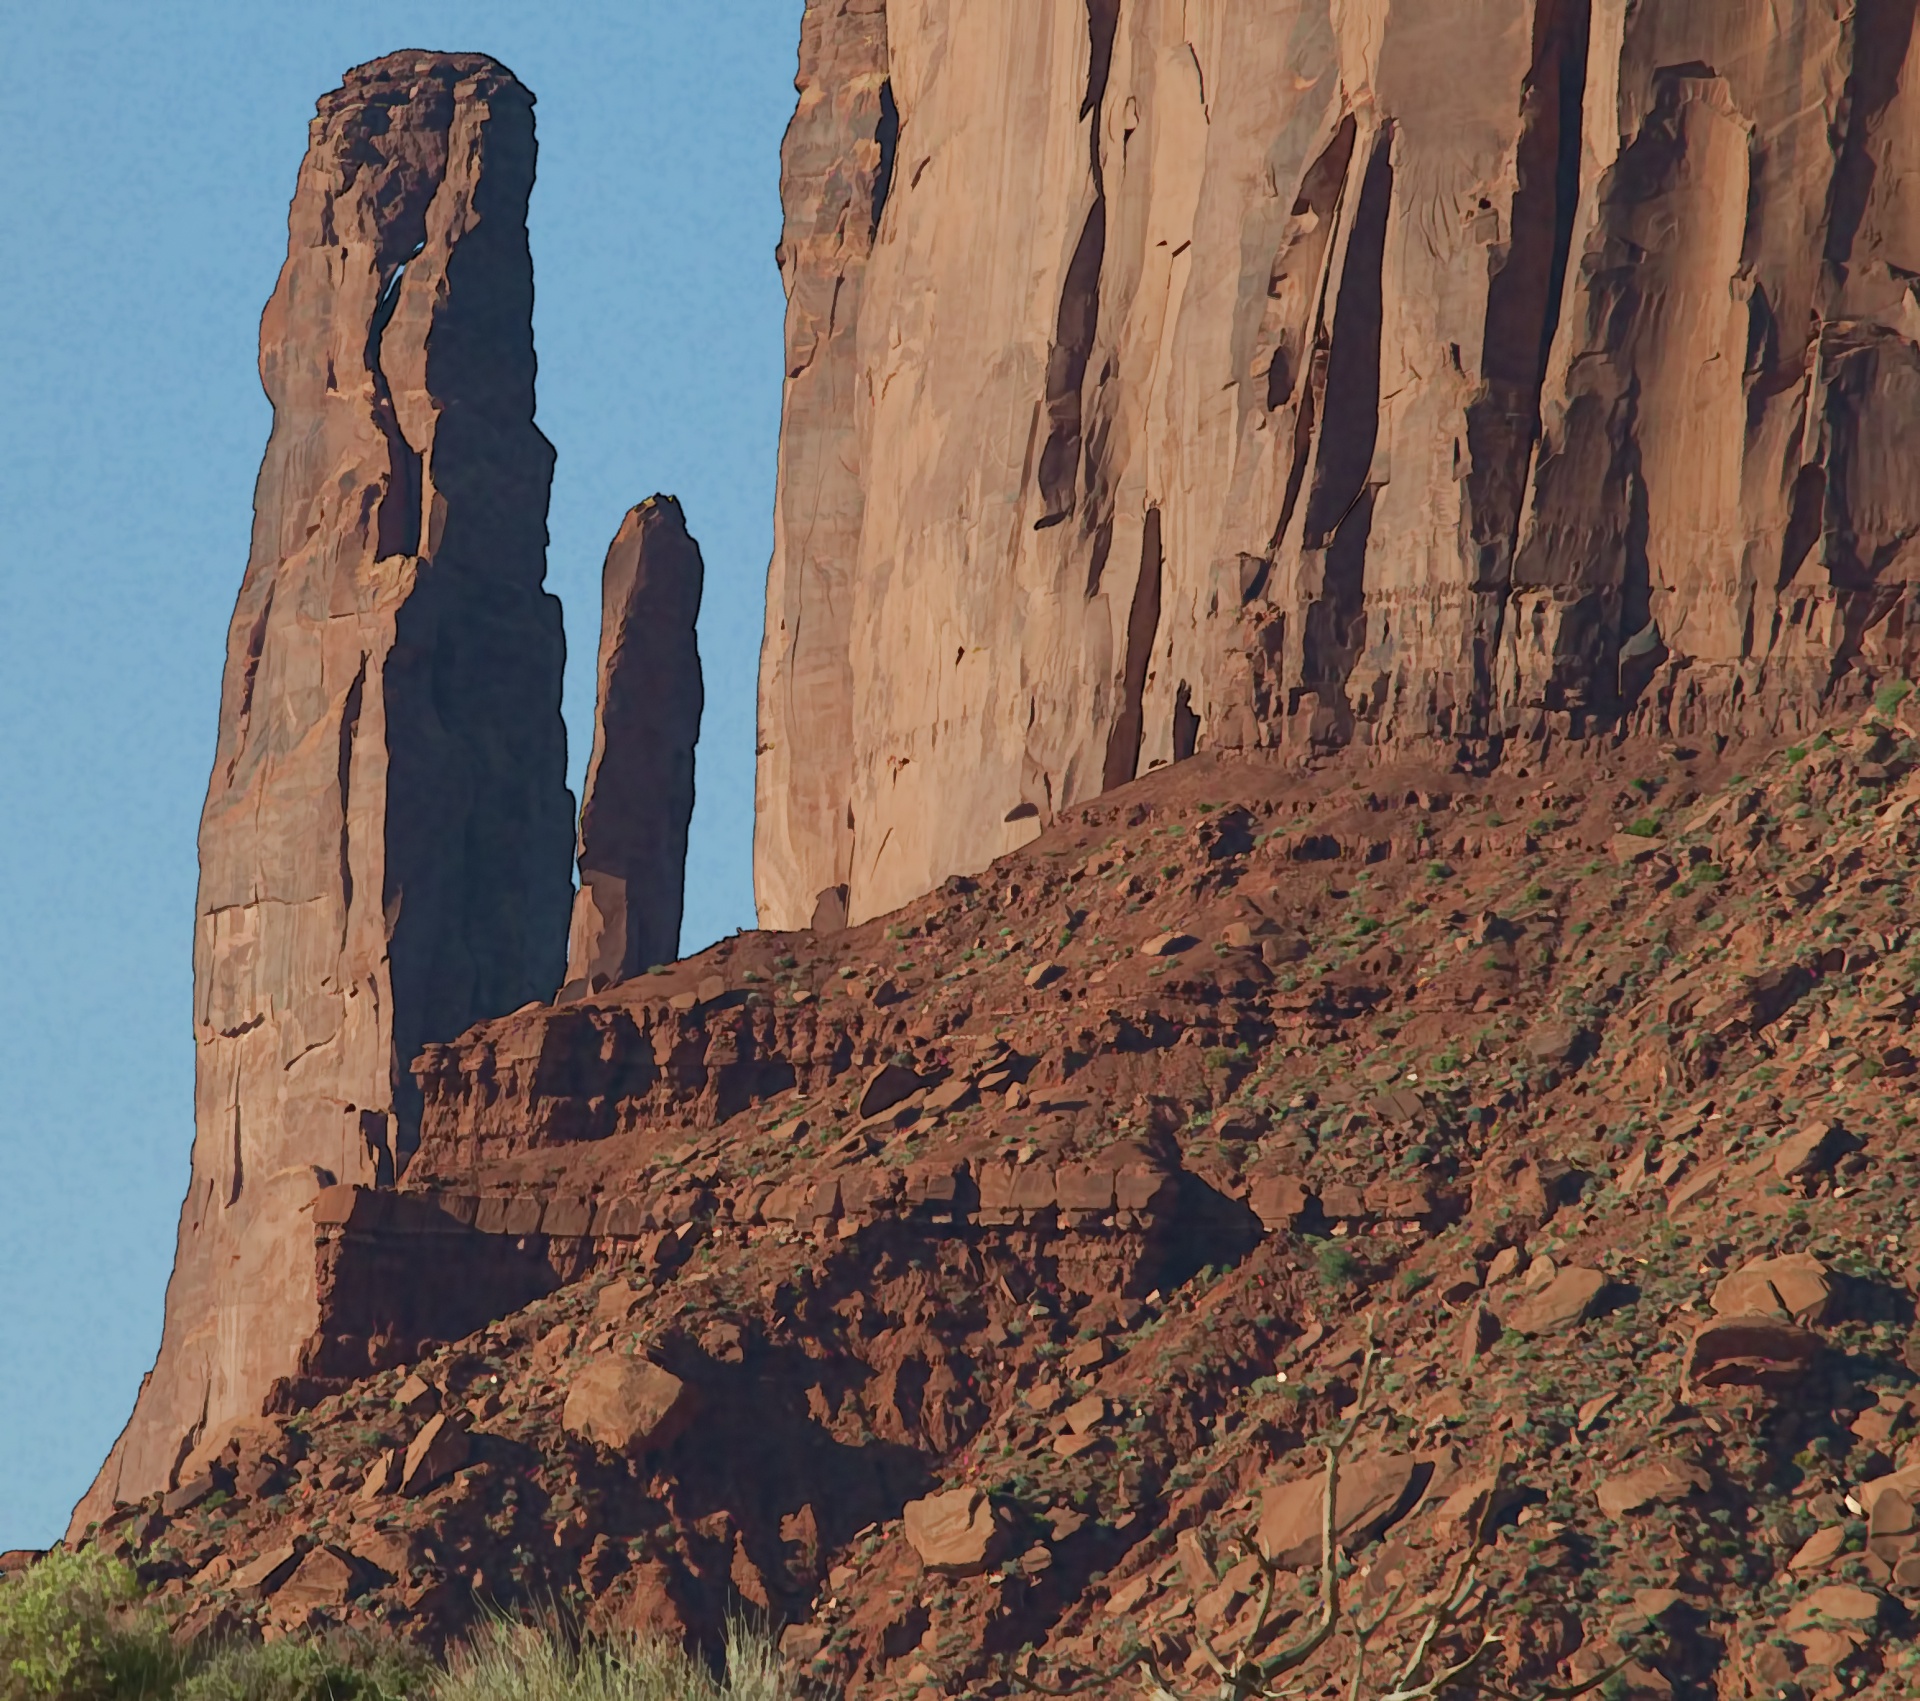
left=564, top=496, right=705, bottom=990
left=755, top=0, right=1920, bottom=930
left=74, top=50, right=573, bottom=1532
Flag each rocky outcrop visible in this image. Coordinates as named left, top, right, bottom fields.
left=72, top=50, right=573, bottom=1535
left=755, top=0, right=1920, bottom=929
left=564, top=496, right=705, bottom=992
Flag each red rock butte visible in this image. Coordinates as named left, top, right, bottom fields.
left=51, top=11, right=1920, bottom=1699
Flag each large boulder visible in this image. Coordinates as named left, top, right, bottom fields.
left=1506, top=1266, right=1610, bottom=1337
left=563, top=1356, right=698, bottom=1455
left=903, top=1487, right=1004, bottom=1577
left=401, top=1413, right=471, bottom=1497
left=1711, top=1253, right=1833, bottom=1325
left=1257, top=1455, right=1430, bottom=1569
left=1596, top=1459, right=1711, bottom=1519
left=1684, top=1317, right=1823, bottom=1394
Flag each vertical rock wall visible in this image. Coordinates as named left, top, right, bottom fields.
left=74, top=51, right=573, bottom=1531
left=564, top=496, right=705, bottom=989
left=754, top=0, right=1920, bottom=930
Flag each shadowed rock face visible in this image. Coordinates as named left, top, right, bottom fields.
left=72, top=49, right=572, bottom=1534
left=564, top=496, right=705, bottom=989
left=755, top=0, right=1920, bottom=930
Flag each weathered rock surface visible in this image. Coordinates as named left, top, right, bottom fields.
left=1257, top=1454, right=1427, bottom=1568
left=902, top=1486, right=1001, bottom=1576
left=564, top=496, right=705, bottom=991
left=756, top=0, right=1920, bottom=927
left=1594, top=1458, right=1710, bottom=1519
left=79, top=728, right=1920, bottom=1694
left=72, top=50, right=573, bottom=1536
left=561, top=1357, right=697, bottom=1456
left=1711, top=1252, right=1834, bottom=1324
left=1506, top=1264, right=1609, bottom=1336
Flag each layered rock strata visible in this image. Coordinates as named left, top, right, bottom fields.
left=755, top=0, right=1920, bottom=929
left=73, top=50, right=573, bottom=1533
left=563, top=496, right=705, bottom=992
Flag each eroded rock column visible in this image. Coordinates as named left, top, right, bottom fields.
left=73, top=50, right=573, bottom=1531
left=564, top=496, right=705, bottom=990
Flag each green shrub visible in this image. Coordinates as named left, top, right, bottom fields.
left=1873, top=679, right=1913, bottom=716
left=179, top=1634, right=425, bottom=1701
left=1314, top=1244, right=1359, bottom=1289
left=0, top=1547, right=178, bottom=1701
left=0, top=1553, right=790, bottom=1701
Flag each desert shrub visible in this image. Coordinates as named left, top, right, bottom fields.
left=178, top=1632, right=426, bottom=1701
left=0, top=1547, right=179, bottom=1701
left=432, top=1619, right=786, bottom=1701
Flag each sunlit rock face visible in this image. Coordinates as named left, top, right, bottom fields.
left=755, top=0, right=1920, bottom=930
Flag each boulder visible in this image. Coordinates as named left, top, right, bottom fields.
left=231, top=1542, right=302, bottom=1599
left=858, top=1063, right=926, bottom=1120
left=1257, top=1455, right=1430, bottom=1568
left=1506, top=1266, right=1610, bottom=1337
left=563, top=1357, right=697, bottom=1455
left=1595, top=1459, right=1710, bottom=1518
left=1710, top=1253, right=1833, bottom=1325
left=903, top=1487, right=1003, bottom=1576
left=1684, top=1317, right=1824, bottom=1394
left=274, top=1545, right=364, bottom=1610
left=1789, top=1526, right=1847, bottom=1573
left=1786, top=1585, right=1887, bottom=1631
left=400, top=1414, right=470, bottom=1497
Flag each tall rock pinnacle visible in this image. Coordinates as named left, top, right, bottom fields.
left=73, top=51, right=573, bottom=1531
left=755, top=0, right=1920, bottom=930
left=564, top=496, right=705, bottom=989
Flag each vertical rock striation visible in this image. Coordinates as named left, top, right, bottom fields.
left=755, top=0, right=1920, bottom=929
left=564, top=496, right=705, bottom=990
left=74, top=50, right=572, bottom=1532
left=753, top=0, right=893, bottom=933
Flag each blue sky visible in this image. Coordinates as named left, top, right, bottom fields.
left=0, top=0, right=800, bottom=1547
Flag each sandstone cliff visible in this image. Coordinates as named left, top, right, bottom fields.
left=755, top=0, right=1920, bottom=930
left=73, top=50, right=573, bottom=1534
left=564, top=497, right=705, bottom=993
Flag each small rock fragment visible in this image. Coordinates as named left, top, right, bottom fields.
left=393, top=1373, right=438, bottom=1416
left=356, top=1449, right=398, bottom=1501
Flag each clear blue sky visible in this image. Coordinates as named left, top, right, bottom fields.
left=0, top=0, right=800, bottom=1548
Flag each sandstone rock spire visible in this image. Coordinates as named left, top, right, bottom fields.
left=755, top=0, right=1920, bottom=931
left=564, top=496, right=705, bottom=990
left=72, top=50, right=573, bottom=1533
